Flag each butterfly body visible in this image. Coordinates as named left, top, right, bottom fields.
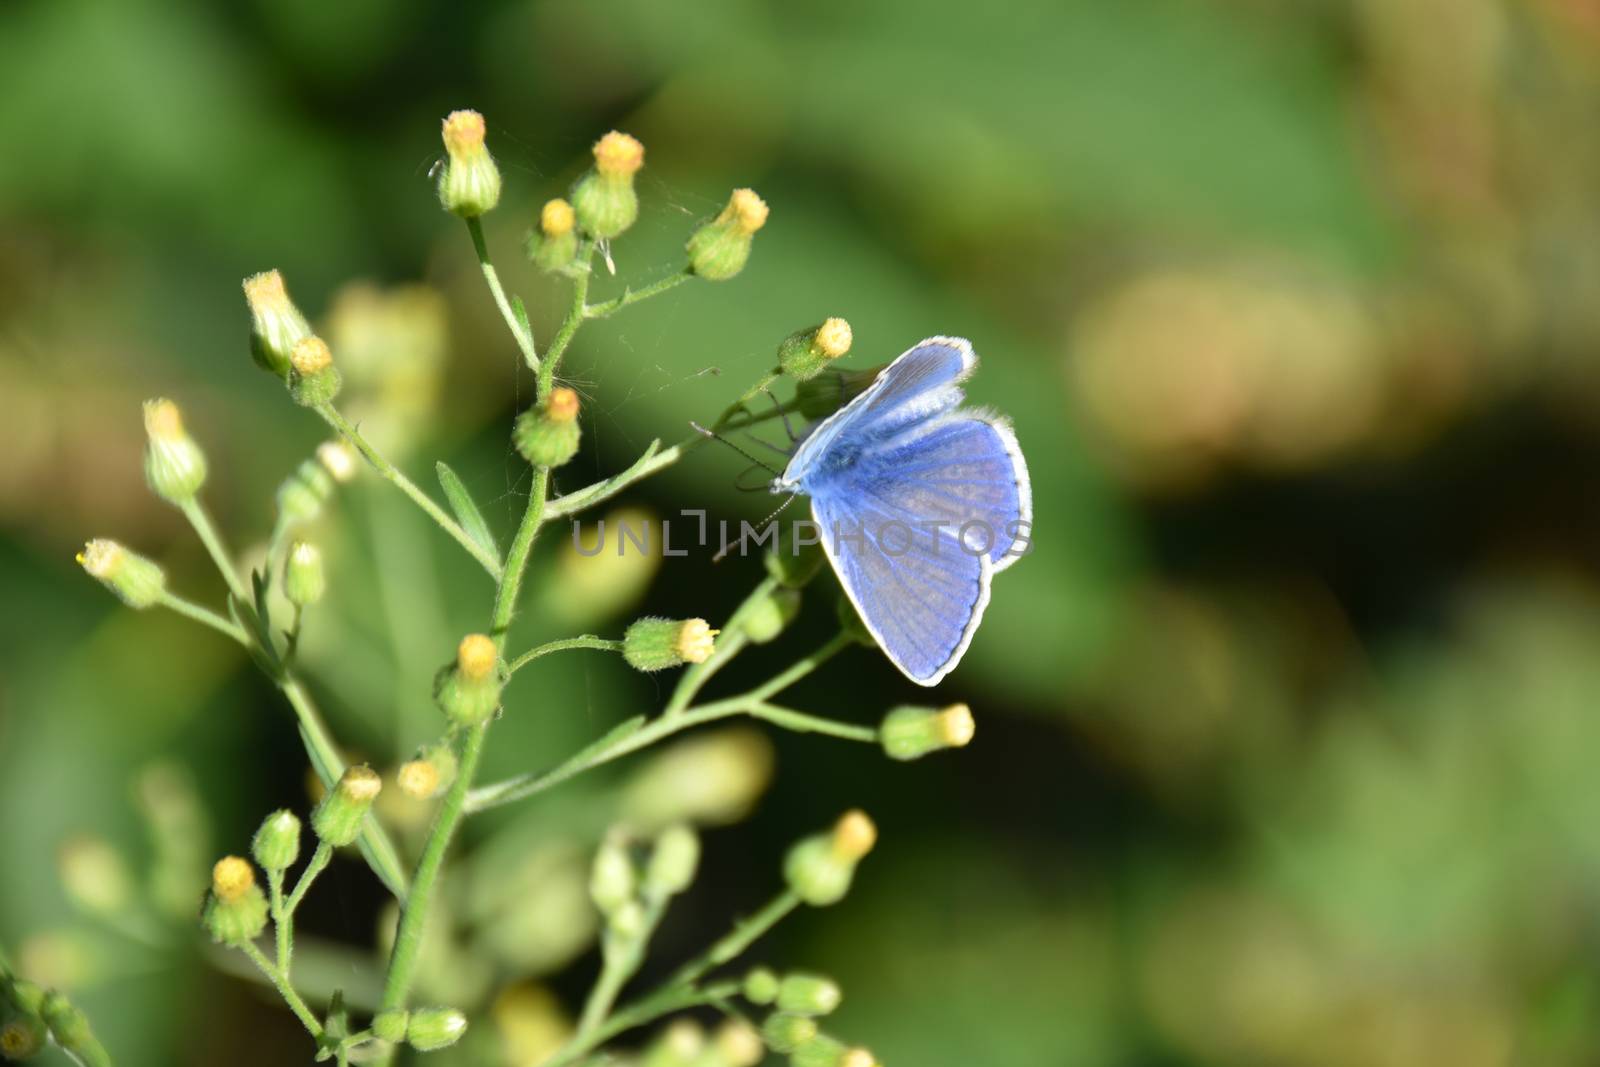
left=774, top=337, right=1032, bottom=686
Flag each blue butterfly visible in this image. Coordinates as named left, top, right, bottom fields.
left=775, top=336, right=1032, bottom=685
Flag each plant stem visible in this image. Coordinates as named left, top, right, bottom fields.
left=542, top=981, right=740, bottom=1067
left=178, top=498, right=250, bottom=603
left=268, top=870, right=289, bottom=972
left=576, top=899, right=667, bottom=1039
left=537, top=242, right=594, bottom=396
left=508, top=635, right=624, bottom=674
left=284, top=842, right=333, bottom=915
left=241, top=940, right=325, bottom=1039
left=466, top=216, right=539, bottom=371
left=490, top=467, right=551, bottom=641
left=664, top=576, right=780, bottom=714
left=748, top=702, right=876, bottom=742
left=583, top=269, right=692, bottom=319
left=315, top=404, right=502, bottom=579
left=669, top=890, right=802, bottom=987
left=157, top=591, right=248, bottom=644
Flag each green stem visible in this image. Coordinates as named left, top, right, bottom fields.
left=315, top=404, right=502, bottom=579
left=281, top=682, right=408, bottom=899
left=668, top=890, right=801, bottom=987
left=537, top=242, right=594, bottom=396
left=508, top=635, right=624, bottom=674
left=378, top=722, right=486, bottom=1013
left=157, top=591, right=248, bottom=644
left=268, top=870, right=289, bottom=972
left=241, top=940, right=324, bottom=1039
left=543, top=981, right=740, bottom=1067
left=465, top=636, right=864, bottom=813
left=178, top=498, right=250, bottom=603
left=284, top=842, right=333, bottom=915
left=491, top=466, right=550, bottom=640
left=664, top=576, right=780, bottom=714
left=583, top=269, right=692, bottom=319
left=466, top=216, right=539, bottom=371
left=576, top=899, right=667, bottom=1038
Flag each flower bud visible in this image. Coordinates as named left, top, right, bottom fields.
left=777, top=973, right=842, bottom=1016
left=739, top=586, right=800, bottom=644
left=514, top=387, right=582, bottom=469
left=608, top=898, right=647, bottom=940
left=39, top=992, right=98, bottom=1061
left=623, top=617, right=717, bottom=672
left=399, top=740, right=458, bottom=800
left=715, top=1019, right=765, bottom=1067
left=4, top=980, right=45, bottom=1017
left=642, top=1019, right=704, bottom=1067
left=643, top=823, right=699, bottom=899
left=284, top=540, right=326, bottom=607
left=791, top=1035, right=856, bottom=1067
left=761, top=1013, right=818, bottom=1055
left=571, top=131, right=643, bottom=239
left=621, top=727, right=774, bottom=829
left=438, top=110, right=502, bottom=218
left=528, top=198, right=579, bottom=273
left=311, top=765, right=382, bottom=847
left=794, top=364, right=886, bottom=420
left=78, top=539, right=165, bottom=609
left=372, top=1008, right=408, bottom=1043
left=589, top=835, right=636, bottom=917
left=57, top=836, right=132, bottom=917
left=743, top=966, right=780, bottom=1005
left=0, top=1012, right=47, bottom=1060
left=276, top=459, right=333, bottom=524
left=243, top=270, right=313, bottom=379
left=783, top=810, right=876, bottom=907
left=882, top=702, right=974, bottom=760
left=142, top=398, right=208, bottom=504
left=686, top=188, right=768, bottom=281
left=779, top=318, right=853, bottom=382
left=407, top=1006, right=468, bottom=1051
left=202, top=856, right=269, bottom=944
left=433, top=633, right=505, bottom=726
left=252, top=809, right=301, bottom=872
left=289, top=336, right=342, bottom=407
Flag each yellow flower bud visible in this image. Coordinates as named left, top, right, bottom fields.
left=572, top=131, right=644, bottom=239
left=78, top=539, right=166, bottom=609
left=243, top=269, right=312, bottom=378
left=779, top=318, right=853, bottom=381
left=434, top=634, right=505, bottom=726
left=438, top=110, right=502, bottom=218
left=289, top=336, right=342, bottom=406
left=142, top=398, right=208, bottom=503
left=686, top=188, right=769, bottom=281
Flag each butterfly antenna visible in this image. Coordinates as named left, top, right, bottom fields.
left=712, top=492, right=801, bottom=563
left=762, top=387, right=801, bottom=443
left=689, top=421, right=782, bottom=477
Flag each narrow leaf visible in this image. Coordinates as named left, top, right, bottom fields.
left=436, top=462, right=500, bottom=562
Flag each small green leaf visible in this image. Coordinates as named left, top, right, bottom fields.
left=511, top=294, right=535, bottom=352
left=436, top=462, right=500, bottom=563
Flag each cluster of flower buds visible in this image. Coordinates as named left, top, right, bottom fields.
left=433, top=633, right=505, bottom=726
left=572, top=131, right=645, bottom=240
left=243, top=270, right=314, bottom=379
left=686, top=188, right=769, bottom=281
left=779, top=318, right=853, bottom=381
left=397, top=739, right=458, bottom=800
left=623, top=617, right=718, bottom=672
left=514, top=386, right=582, bottom=469
left=276, top=440, right=358, bottom=525
left=202, top=855, right=269, bottom=944
left=879, top=703, right=975, bottom=761
left=744, top=966, right=876, bottom=1067
left=312, top=765, right=382, bottom=847
left=638, top=1018, right=764, bottom=1067
left=784, top=810, right=876, bottom=907
left=438, top=110, right=502, bottom=219
left=0, top=978, right=109, bottom=1066
left=372, top=1005, right=469, bottom=1051
left=77, top=539, right=165, bottom=609
left=589, top=824, right=701, bottom=943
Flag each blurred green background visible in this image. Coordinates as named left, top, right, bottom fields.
left=7, top=0, right=1600, bottom=1063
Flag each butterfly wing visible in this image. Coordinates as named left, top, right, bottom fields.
left=811, top=413, right=1030, bottom=685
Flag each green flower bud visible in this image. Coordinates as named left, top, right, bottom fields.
left=275, top=441, right=357, bottom=526
left=784, top=810, right=876, bottom=907
left=202, top=856, right=269, bottom=944
left=608, top=898, right=647, bottom=940
left=311, top=765, right=382, bottom=847
left=623, top=617, right=718, bottom=672
left=835, top=595, right=874, bottom=647
left=742, top=966, right=780, bottom=1005
left=289, top=337, right=342, bottom=407
left=740, top=586, right=801, bottom=644
left=880, top=703, right=975, bottom=761
left=642, top=1019, right=705, bottom=1067
left=78, top=539, right=165, bottom=609
left=528, top=198, right=580, bottom=273
left=284, top=540, right=326, bottom=607
left=643, top=823, right=699, bottom=899
left=571, top=131, right=644, bottom=239
left=715, top=1019, right=765, bottom=1067
left=39, top=992, right=98, bottom=1061
left=433, top=633, right=505, bottom=726
left=761, top=1013, right=818, bottom=1054
left=372, top=1008, right=408, bottom=1044
left=779, top=318, right=853, bottom=382
left=252, top=809, right=301, bottom=872
left=794, top=364, right=886, bottom=420
left=589, top=835, right=636, bottom=917
left=514, top=387, right=582, bottom=469
left=777, top=972, right=842, bottom=1016
left=438, top=110, right=502, bottom=218
left=793, top=1035, right=876, bottom=1067
left=0, top=1011, right=47, bottom=1060
left=243, top=270, right=313, bottom=379
left=142, top=398, right=208, bottom=504
left=686, top=188, right=768, bottom=281
left=406, top=1006, right=468, bottom=1051
left=4, top=980, right=45, bottom=1018
left=765, top=526, right=826, bottom=589
left=57, top=835, right=132, bottom=917
left=620, top=727, right=775, bottom=829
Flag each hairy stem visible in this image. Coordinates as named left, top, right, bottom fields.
left=157, top=591, right=248, bottom=644
left=242, top=940, right=324, bottom=1039
left=315, top=404, right=502, bottom=579
left=508, top=635, right=624, bottom=674
left=583, top=269, right=691, bottom=319
left=178, top=499, right=250, bottom=603
left=466, top=216, right=539, bottom=371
